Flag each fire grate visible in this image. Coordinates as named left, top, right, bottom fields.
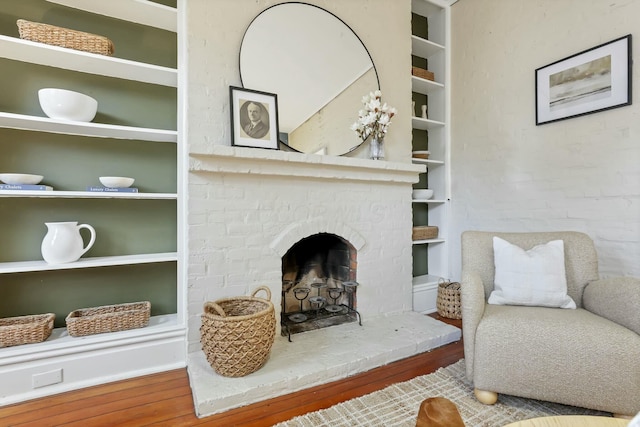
left=281, top=280, right=362, bottom=342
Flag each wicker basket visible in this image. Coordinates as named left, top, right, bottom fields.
left=412, top=151, right=430, bottom=159
left=437, top=279, right=462, bottom=319
left=200, top=286, right=276, bottom=377
left=66, top=301, right=150, bottom=337
left=17, top=19, right=114, bottom=56
left=0, top=313, right=55, bottom=348
left=411, top=66, right=435, bottom=81
left=412, top=226, right=439, bottom=240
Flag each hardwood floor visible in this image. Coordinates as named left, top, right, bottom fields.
left=0, top=314, right=463, bottom=427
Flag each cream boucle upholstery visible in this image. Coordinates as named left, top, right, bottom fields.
left=461, top=231, right=640, bottom=416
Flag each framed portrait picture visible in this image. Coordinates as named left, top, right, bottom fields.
left=230, top=86, right=279, bottom=149
left=535, top=34, right=632, bottom=125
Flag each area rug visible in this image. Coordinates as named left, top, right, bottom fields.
left=274, top=359, right=609, bottom=427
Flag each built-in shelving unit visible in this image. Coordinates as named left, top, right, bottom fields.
left=0, top=313, right=181, bottom=363
left=411, top=117, right=445, bottom=130
left=412, top=75, right=444, bottom=95
left=45, top=0, right=178, bottom=32
left=0, top=0, right=185, bottom=406
left=0, top=111, right=177, bottom=141
left=0, top=36, right=178, bottom=86
left=411, top=0, right=451, bottom=314
left=410, top=157, right=445, bottom=167
left=411, top=35, right=445, bottom=58
left=0, top=253, right=178, bottom=274
left=412, top=199, right=447, bottom=204
left=0, top=190, right=177, bottom=199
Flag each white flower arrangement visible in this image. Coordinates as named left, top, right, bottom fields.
left=350, top=90, right=397, bottom=142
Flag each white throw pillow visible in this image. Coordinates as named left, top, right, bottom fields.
left=488, top=236, right=576, bottom=309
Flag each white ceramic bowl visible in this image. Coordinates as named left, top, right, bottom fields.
left=99, top=176, right=135, bottom=188
left=38, top=88, right=98, bottom=122
left=0, top=173, right=44, bottom=185
left=412, top=189, right=434, bottom=200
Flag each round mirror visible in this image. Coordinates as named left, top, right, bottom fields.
left=240, top=3, right=379, bottom=156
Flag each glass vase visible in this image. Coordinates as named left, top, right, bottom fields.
left=370, top=137, right=385, bottom=160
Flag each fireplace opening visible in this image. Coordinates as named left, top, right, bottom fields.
left=281, top=233, right=360, bottom=340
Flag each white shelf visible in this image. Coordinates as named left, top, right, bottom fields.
left=0, top=112, right=177, bottom=142
left=411, top=35, right=444, bottom=59
left=0, top=313, right=181, bottom=364
left=46, top=0, right=177, bottom=32
left=411, top=0, right=444, bottom=18
left=411, top=158, right=445, bottom=167
left=412, top=238, right=445, bottom=245
left=0, top=253, right=178, bottom=274
left=412, top=75, right=444, bottom=95
left=412, top=117, right=445, bottom=130
left=412, top=199, right=446, bottom=204
left=412, top=274, right=441, bottom=287
left=0, top=36, right=177, bottom=87
left=0, top=190, right=177, bottom=199
left=412, top=274, right=439, bottom=314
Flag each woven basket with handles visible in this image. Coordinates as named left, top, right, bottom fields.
left=436, top=278, right=462, bottom=320
left=200, top=286, right=276, bottom=377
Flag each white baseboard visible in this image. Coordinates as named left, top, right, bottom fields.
left=0, top=315, right=186, bottom=406
left=412, top=275, right=439, bottom=314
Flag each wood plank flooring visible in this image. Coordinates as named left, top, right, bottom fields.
left=0, top=314, right=463, bottom=427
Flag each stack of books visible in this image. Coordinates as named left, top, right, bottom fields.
left=86, top=186, right=138, bottom=193
left=0, top=185, right=141, bottom=193
left=0, top=184, right=53, bottom=191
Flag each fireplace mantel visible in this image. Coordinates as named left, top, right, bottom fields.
left=189, top=146, right=425, bottom=183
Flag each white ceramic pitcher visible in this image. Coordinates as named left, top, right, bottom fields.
left=41, top=221, right=96, bottom=264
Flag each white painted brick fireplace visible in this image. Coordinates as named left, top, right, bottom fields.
left=186, top=145, right=427, bottom=350
left=184, top=146, right=460, bottom=416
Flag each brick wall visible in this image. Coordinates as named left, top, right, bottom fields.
left=184, top=0, right=414, bottom=353
left=450, top=0, right=640, bottom=279
left=186, top=151, right=421, bottom=352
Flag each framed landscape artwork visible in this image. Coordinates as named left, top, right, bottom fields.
left=230, top=86, right=280, bottom=149
left=535, top=34, right=632, bottom=125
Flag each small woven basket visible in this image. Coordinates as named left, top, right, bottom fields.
left=0, top=313, right=55, bottom=348
left=412, top=226, right=439, bottom=240
left=412, top=151, right=430, bottom=159
left=66, top=301, right=150, bottom=337
left=436, top=279, right=462, bottom=319
left=200, top=286, right=276, bottom=377
left=17, top=19, right=114, bottom=56
left=411, top=66, right=435, bottom=81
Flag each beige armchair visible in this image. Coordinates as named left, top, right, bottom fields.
left=460, top=231, right=640, bottom=417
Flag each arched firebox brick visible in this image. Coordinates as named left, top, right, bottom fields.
left=269, top=218, right=365, bottom=257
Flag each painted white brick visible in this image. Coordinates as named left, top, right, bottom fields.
left=451, top=0, right=640, bottom=280
left=184, top=0, right=420, bottom=351
left=186, top=161, right=417, bottom=343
